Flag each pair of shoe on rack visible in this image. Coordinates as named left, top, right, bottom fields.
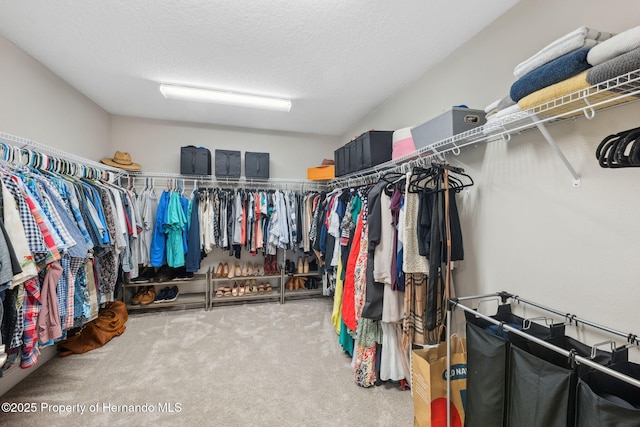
left=284, top=256, right=310, bottom=274
left=131, top=286, right=156, bottom=305
left=285, top=276, right=307, bottom=291
left=154, top=286, right=179, bottom=303
left=216, top=280, right=273, bottom=297
left=215, top=262, right=230, bottom=278
left=264, top=254, right=280, bottom=275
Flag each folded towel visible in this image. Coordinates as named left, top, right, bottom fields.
left=517, top=70, right=636, bottom=118
left=494, top=103, right=523, bottom=120
left=482, top=104, right=529, bottom=135
left=518, top=71, right=590, bottom=112
left=484, top=99, right=501, bottom=113
left=587, top=26, right=640, bottom=66
left=510, top=48, right=592, bottom=102
left=497, top=95, right=516, bottom=110
left=514, top=26, right=614, bottom=79
left=587, top=47, right=640, bottom=84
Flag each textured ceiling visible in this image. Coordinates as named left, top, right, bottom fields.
left=0, top=0, right=519, bottom=136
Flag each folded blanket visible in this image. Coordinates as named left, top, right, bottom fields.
left=494, top=103, right=523, bottom=120
left=518, top=71, right=590, bottom=112
left=587, top=26, right=640, bottom=66
left=518, top=70, right=636, bottom=118
left=484, top=98, right=501, bottom=113
left=514, top=26, right=613, bottom=79
left=497, top=95, right=516, bottom=110
left=587, top=47, right=640, bottom=84
left=510, top=48, right=591, bottom=102
left=482, top=104, right=529, bottom=135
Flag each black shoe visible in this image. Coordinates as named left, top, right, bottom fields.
left=153, top=287, right=171, bottom=303
left=164, top=286, right=180, bottom=302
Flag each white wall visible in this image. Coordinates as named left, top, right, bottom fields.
left=110, top=115, right=341, bottom=179
left=0, top=36, right=110, bottom=160
left=345, top=0, right=640, bottom=350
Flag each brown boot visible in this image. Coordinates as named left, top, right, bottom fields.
left=298, top=277, right=307, bottom=290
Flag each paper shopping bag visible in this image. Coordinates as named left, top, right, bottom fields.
left=412, top=336, right=467, bottom=427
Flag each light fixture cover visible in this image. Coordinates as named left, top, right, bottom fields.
left=159, top=84, right=291, bottom=112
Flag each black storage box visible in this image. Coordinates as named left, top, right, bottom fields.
left=334, top=130, right=393, bottom=176
left=334, top=145, right=349, bottom=177
left=180, top=145, right=211, bottom=175
left=214, top=149, right=241, bottom=178
left=357, top=130, right=393, bottom=170
left=245, top=152, right=269, bottom=179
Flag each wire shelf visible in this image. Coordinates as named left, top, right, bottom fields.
left=330, top=68, right=640, bottom=188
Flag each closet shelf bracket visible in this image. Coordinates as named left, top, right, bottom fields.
left=532, top=115, right=581, bottom=187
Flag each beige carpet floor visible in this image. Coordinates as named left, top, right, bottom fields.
left=0, top=298, right=413, bottom=426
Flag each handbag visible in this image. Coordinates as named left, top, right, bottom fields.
left=412, top=335, right=467, bottom=427
left=57, top=301, right=128, bottom=356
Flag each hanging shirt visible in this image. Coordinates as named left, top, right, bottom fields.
left=165, top=191, right=187, bottom=268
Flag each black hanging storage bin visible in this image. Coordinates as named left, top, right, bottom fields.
left=214, top=149, right=241, bottom=179
left=465, top=305, right=554, bottom=427
left=576, top=361, right=640, bottom=427
left=180, top=145, right=211, bottom=175
left=507, top=345, right=575, bottom=427
left=245, top=152, right=269, bottom=180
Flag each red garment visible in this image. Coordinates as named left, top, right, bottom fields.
left=342, top=210, right=363, bottom=332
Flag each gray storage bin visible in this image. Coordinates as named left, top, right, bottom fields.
left=411, top=107, right=486, bottom=150
left=245, top=151, right=269, bottom=179
left=214, top=149, right=241, bottom=178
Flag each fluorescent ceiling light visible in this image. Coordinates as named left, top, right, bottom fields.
left=159, top=84, right=291, bottom=112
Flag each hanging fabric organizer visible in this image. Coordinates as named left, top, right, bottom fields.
left=447, top=292, right=640, bottom=427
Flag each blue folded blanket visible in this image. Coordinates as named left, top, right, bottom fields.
left=510, top=48, right=592, bottom=102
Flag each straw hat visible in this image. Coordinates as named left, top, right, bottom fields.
left=100, top=151, right=141, bottom=171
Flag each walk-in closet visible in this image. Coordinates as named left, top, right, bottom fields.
left=1, top=1, right=640, bottom=426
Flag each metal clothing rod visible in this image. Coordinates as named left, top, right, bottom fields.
left=128, top=171, right=328, bottom=191
left=0, top=131, right=123, bottom=176
left=450, top=299, right=640, bottom=390
left=506, top=293, right=640, bottom=346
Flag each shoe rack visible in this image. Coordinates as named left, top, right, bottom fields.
left=208, top=253, right=283, bottom=308
left=280, top=250, right=324, bottom=304
left=124, top=267, right=211, bottom=312
left=208, top=250, right=325, bottom=308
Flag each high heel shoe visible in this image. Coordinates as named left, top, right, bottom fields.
left=234, top=262, right=242, bottom=278
left=227, top=262, right=235, bottom=279
left=223, top=263, right=229, bottom=278
left=241, top=262, right=249, bottom=277
left=297, top=257, right=303, bottom=274
left=254, top=263, right=261, bottom=276
left=247, top=262, right=254, bottom=276
left=298, top=277, right=307, bottom=290
left=303, top=256, right=309, bottom=274
left=215, top=263, right=223, bottom=278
